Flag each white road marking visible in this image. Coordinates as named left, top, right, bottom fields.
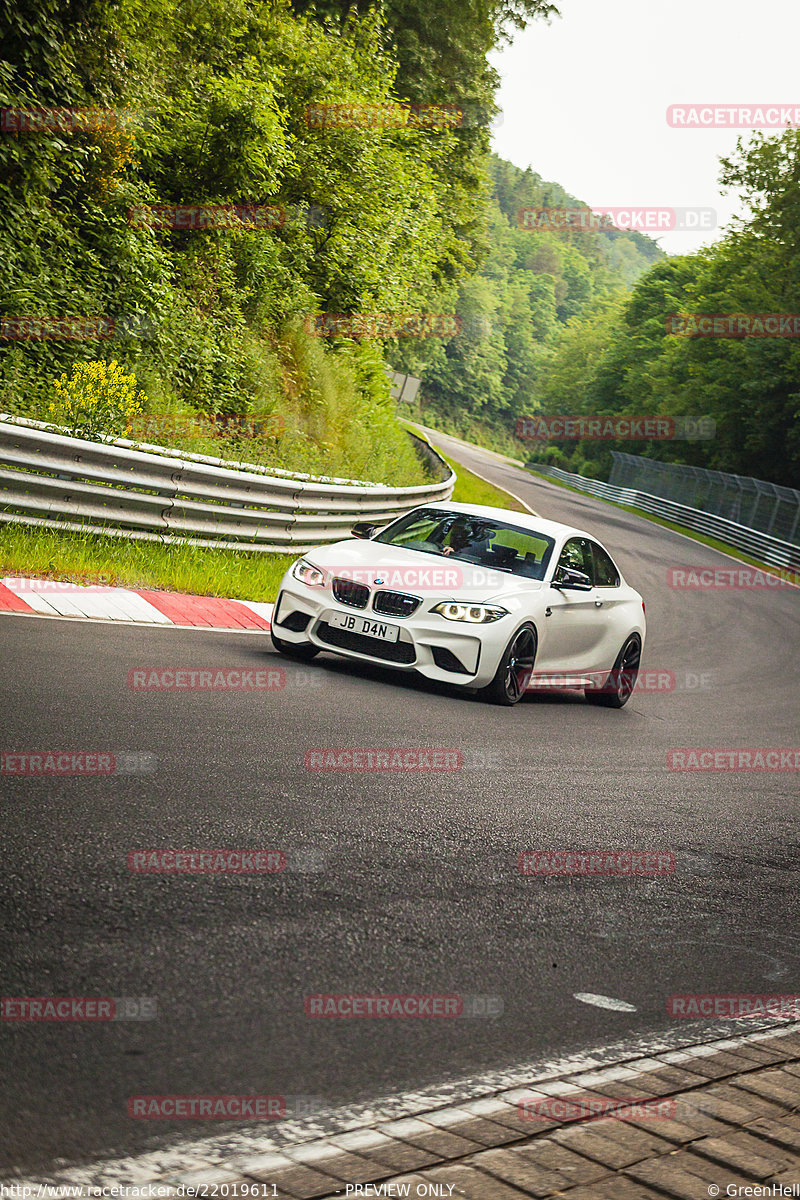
left=573, top=992, right=638, bottom=1012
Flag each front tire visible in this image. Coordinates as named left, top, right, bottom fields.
left=585, top=635, right=641, bottom=708
left=480, top=624, right=537, bottom=707
left=270, top=628, right=320, bottom=661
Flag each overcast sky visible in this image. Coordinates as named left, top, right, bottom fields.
left=490, top=0, right=798, bottom=254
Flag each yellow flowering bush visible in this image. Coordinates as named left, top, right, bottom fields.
left=49, top=360, right=147, bottom=440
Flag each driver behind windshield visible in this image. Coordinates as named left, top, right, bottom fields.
left=441, top=518, right=495, bottom=559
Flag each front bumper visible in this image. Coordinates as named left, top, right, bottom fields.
left=271, top=578, right=510, bottom=688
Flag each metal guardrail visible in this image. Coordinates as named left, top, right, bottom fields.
left=0, top=415, right=455, bottom=553
left=529, top=463, right=800, bottom=573
left=609, top=452, right=800, bottom=547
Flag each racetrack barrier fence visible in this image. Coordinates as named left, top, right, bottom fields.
left=528, top=456, right=800, bottom=573
left=0, top=415, right=455, bottom=554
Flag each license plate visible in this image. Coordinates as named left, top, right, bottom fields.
left=329, top=610, right=400, bottom=643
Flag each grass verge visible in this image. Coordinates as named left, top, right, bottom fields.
left=401, top=420, right=528, bottom=514
left=443, top=451, right=528, bottom=514
left=0, top=445, right=531, bottom=602
left=0, top=522, right=295, bottom=601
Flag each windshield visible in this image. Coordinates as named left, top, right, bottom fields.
left=374, top=508, right=556, bottom=580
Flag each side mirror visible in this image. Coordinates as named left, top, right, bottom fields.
left=552, top=566, right=592, bottom=591
left=351, top=522, right=378, bottom=540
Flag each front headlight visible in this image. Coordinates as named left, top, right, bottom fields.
left=432, top=602, right=508, bottom=624
left=291, top=559, right=325, bottom=587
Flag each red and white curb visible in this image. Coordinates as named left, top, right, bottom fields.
left=0, top=577, right=273, bottom=631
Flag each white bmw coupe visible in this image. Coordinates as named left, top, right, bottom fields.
left=271, top=502, right=646, bottom=707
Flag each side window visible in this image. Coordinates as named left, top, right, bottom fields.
left=590, top=542, right=620, bottom=587
left=557, top=537, right=593, bottom=581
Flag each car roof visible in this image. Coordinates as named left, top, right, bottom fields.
left=417, top=500, right=595, bottom=544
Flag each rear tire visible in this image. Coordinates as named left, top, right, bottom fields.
left=270, top=627, right=320, bottom=661
left=585, top=635, right=641, bottom=708
left=480, top=624, right=537, bottom=707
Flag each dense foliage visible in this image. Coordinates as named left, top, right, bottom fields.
left=3, top=0, right=794, bottom=489
left=517, top=129, right=800, bottom=488
left=1, top=0, right=509, bottom=480
left=396, top=155, right=662, bottom=435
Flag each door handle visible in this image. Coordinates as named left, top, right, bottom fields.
left=594, top=600, right=603, bottom=608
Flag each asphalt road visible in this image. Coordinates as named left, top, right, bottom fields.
left=1, top=434, right=799, bottom=1173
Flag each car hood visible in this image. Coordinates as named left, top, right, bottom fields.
left=305, top=539, right=545, bottom=601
